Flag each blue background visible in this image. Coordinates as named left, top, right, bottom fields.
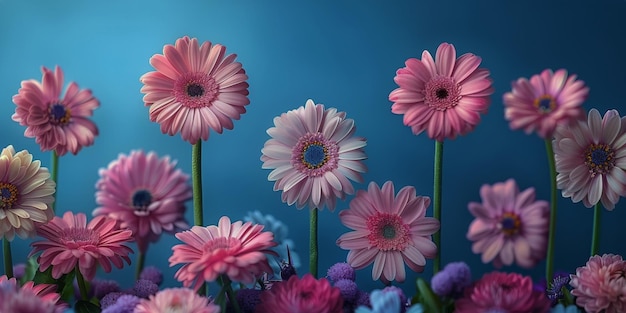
left=1, top=0, right=625, bottom=297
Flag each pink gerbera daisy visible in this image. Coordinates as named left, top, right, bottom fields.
left=553, top=108, right=626, bottom=210
left=256, top=274, right=344, bottom=313
left=336, top=181, right=440, bottom=283
left=0, top=145, right=56, bottom=241
left=134, top=287, right=220, bottom=313
left=504, top=69, right=589, bottom=139
left=455, top=271, right=551, bottom=312
left=93, top=150, right=192, bottom=253
left=0, top=280, right=57, bottom=313
left=389, top=42, right=494, bottom=142
left=30, top=211, right=134, bottom=281
left=466, top=179, right=549, bottom=268
left=169, top=216, right=277, bottom=290
left=12, top=65, right=99, bottom=156
left=570, top=254, right=626, bottom=313
left=261, top=99, right=367, bottom=211
left=0, top=275, right=66, bottom=313
left=140, top=36, right=250, bottom=144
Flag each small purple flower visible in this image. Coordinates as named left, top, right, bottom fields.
left=93, top=280, right=121, bottom=299
left=101, top=292, right=128, bottom=309
left=334, top=279, right=359, bottom=303
left=132, top=279, right=159, bottom=299
left=236, top=288, right=263, bottom=313
left=327, top=262, right=356, bottom=282
left=12, top=263, right=26, bottom=280
left=547, top=273, right=571, bottom=304
left=139, top=266, right=163, bottom=286
left=431, top=262, right=472, bottom=298
left=102, top=294, right=141, bottom=313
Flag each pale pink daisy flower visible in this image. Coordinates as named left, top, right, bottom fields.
left=553, top=108, right=626, bottom=210
left=0, top=276, right=67, bottom=313
left=0, top=281, right=57, bottom=313
left=256, top=274, right=344, bottom=313
left=169, top=216, right=277, bottom=290
left=455, top=271, right=551, bottom=312
left=134, top=287, right=220, bottom=313
left=466, top=179, right=549, bottom=268
left=504, top=69, right=589, bottom=139
left=261, top=99, right=367, bottom=211
left=336, top=181, right=440, bottom=283
left=140, top=36, right=250, bottom=144
left=0, top=145, right=56, bottom=241
left=12, top=66, right=99, bottom=156
left=389, top=42, right=494, bottom=142
left=93, top=150, right=192, bottom=253
left=30, top=211, right=134, bottom=281
left=570, top=254, right=626, bottom=313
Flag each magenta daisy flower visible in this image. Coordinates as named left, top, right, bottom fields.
left=256, top=274, right=344, bottom=313
left=169, top=216, right=277, bottom=290
left=553, top=108, right=626, bottom=210
left=0, top=145, right=56, bottom=241
left=12, top=66, right=99, bottom=156
left=134, top=288, right=220, bottom=313
left=504, top=69, right=589, bottom=139
left=336, top=181, right=440, bottom=283
left=140, top=36, right=250, bottom=144
left=93, top=150, right=192, bottom=253
left=30, top=211, right=134, bottom=281
left=389, top=42, right=494, bottom=142
left=466, top=179, right=549, bottom=268
left=570, top=254, right=626, bottom=313
left=261, top=99, right=367, bottom=211
left=0, top=276, right=66, bottom=313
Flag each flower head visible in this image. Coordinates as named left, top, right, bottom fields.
left=553, top=108, right=626, bottom=210
left=140, top=36, right=250, bottom=144
left=0, top=275, right=66, bottom=313
left=0, top=145, right=56, bottom=241
left=466, top=179, right=549, bottom=268
left=169, top=216, right=277, bottom=290
left=134, top=288, right=220, bottom=313
left=101, top=294, right=141, bottom=313
left=12, top=66, right=99, bottom=156
left=261, top=99, right=367, bottom=211
left=431, top=261, right=472, bottom=298
left=30, top=211, right=134, bottom=281
left=504, top=69, right=588, bottom=139
left=0, top=280, right=57, bottom=313
left=389, top=42, right=494, bottom=142
left=355, top=289, right=401, bottom=313
left=455, top=271, right=551, bottom=313
left=93, top=150, right=191, bottom=253
left=569, top=254, right=626, bottom=313
left=336, top=181, right=440, bottom=283
left=256, top=274, right=344, bottom=313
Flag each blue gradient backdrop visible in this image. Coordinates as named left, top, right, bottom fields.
left=1, top=0, right=625, bottom=296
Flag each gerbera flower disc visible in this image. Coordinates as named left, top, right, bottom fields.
left=389, top=42, right=494, bottom=142
left=93, top=150, right=192, bottom=253
left=504, top=69, right=589, bottom=139
left=30, top=211, right=134, bottom=281
left=553, top=108, right=626, bottom=210
left=336, top=181, right=440, bottom=283
left=12, top=65, right=99, bottom=156
left=0, top=145, right=55, bottom=241
left=261, top=99, right=367, bottom=211
left=140, top=36, right=250, bottom=144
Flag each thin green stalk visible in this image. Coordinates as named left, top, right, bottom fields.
left=591, top=202, right=601, bottom=256
left=310, top=208, right=318, bottom=278
left=544, top=139, right=558, bottom=284
left=75, top=267, right=89, bottom=301
left=191, top=141, right=206, bottom=295
left=51, top=151, right=58, bottom=213
left=3, top=238, right=13, bottom=278
left=432, top=140, right=443, bottom=274
left=224, top=276, right=242, bottom=313
left=135, top=250, right=145, bottom=280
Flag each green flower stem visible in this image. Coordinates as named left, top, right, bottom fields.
left=591, top=202, right=602, bottom=256
left=51, top=151, right=58, bottom=213
left=192, top=141, right=206, bottom=295
left=432, top=140, right=443, bottom=274
left=75, top=267, right=89, bottom=301
left=135, top=250, right=145, bottom=281
left=544, top=139, right=558, bottom=284
left=3, top=238, right=13, bottom=278
left=224, top=276, right=242, bottom=313
left=310, top=208, right=318, bottom=278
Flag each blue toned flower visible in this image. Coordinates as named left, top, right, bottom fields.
left=355, top=289, right=401, bottom=313
left=407, top=303, right=425, bottom=313
left=550, top=304, right=584, bottom=313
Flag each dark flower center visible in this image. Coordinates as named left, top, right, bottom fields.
left=584, top=143, right=615, bottom=177
left=61, top=228, right=100, bottom=247
left=366, top=213, right=411, bottom=251
left=435, top=88, right=449, bottom=99
left=0, top=183, right=18, bottom=210
left=49, top=103, right=71, bottom=125
left=302, top=143, right=327, bottom=169
left=424, top=76, right=461, bottom=111
left=500, top=213, right=521, bottom=236
left=186, top=83, right=204, bottom=97
left=132, top=189, right=153, bottom=211
left=533, top=95, right=556, bottom=113
left=382, top=225, right=396, bottom=239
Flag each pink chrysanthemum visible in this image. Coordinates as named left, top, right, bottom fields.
left=553, top=108, right=626, bottom=210
left=261, top=99, right=367, bottom=211
left=504, top=69, right=589, bottom=139
left=30, top=211, right=134, bottom=281
left=169, top=216, right=277, bottom=290
left=140, top=36, right=250, bottom=144
left=12, top=66, right=99, bottom=156
left=134, top=287, right=220, bottom=313
left=256, top=274, right=344, bottom=313
left=455, top=271, right=551, bottom=312
left=93, top=150, right=191, bottom=253
left=466, top=179, right=549, bottom=268
left=570, top=254, right=626, bottom=313
left=0, top=145, right=56, bottom=241
left=389, top=42, right=494, bottom=142
left=336, top=181, right=440, bottom=283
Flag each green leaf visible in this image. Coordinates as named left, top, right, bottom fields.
left=33, top=266, right=57, bottom=285
left=416, top=278, right=442, bottom=313
left=75, top=300, right=101, bottom=313
left=20, top=256, right=39, bottom=285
